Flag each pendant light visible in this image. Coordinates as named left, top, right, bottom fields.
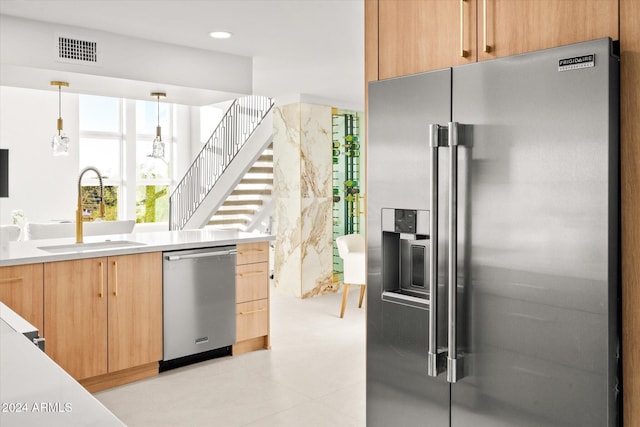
left=149, top=91, right=166, bottom=159
left=51, top=81, right=70, bottom=156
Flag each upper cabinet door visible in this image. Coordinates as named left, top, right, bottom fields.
left=479, top=0, right=618, bottom=61
left=365, top=0, right=379, bottom=83
left=378, top=0, right=477, bottom=79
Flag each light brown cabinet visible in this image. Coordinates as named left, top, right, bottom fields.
left=236, top=262, right=269, bottom=303
left=377, top=0, right=476, bottom=79
left=44, top=252, right=162, bottom=390
left=236, top=299, right=269, bottom=342
left=106, top=253, right=162, bottom=373
left=0, top=263, right=44, bottom=333
left=44, top=257, right=108, bottom=380
left=233, top=241, right=270, bottom=355
left=620, top=1, right=640, bottom=425
left=369, top=0, right=618, bottom=81
left=479, top=0, right=617, bottom=61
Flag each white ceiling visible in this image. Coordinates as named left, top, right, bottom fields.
left=0, top=0, right=364, bottom=110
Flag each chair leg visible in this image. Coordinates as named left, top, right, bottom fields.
left=358, top=285, right=366, bottom=308
left=340, top=284, right=351, bottom=318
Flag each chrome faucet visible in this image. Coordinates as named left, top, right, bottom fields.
left=76, top=166, right=105, bottom=244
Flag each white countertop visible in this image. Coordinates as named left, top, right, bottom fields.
left=0, top=229, right=274, bottom=267
left=0, top=303, right=125, bottom=426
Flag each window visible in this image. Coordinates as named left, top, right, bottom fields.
left=79, top=95, right=123, bottom=221
left=78, top=95, right=120, bottom=132
left=79, top=137, right=121, bottom=179
left=78, top=94, right=177, bottom=224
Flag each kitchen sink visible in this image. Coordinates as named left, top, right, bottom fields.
left=38, top=240, right=146, bottom=253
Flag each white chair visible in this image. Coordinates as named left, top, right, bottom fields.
left=0, top=225, right=21, bottom=242
left=336, top=234, right=366, bottom=318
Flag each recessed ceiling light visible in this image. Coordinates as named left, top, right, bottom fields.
left=209, top=31, right=232, bottom=39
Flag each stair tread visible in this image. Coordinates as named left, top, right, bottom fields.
left=208, top=218, right=249, bottom=225
left=240, top=178, right=273, bottom=184
left=248, top=166, right=273, bottom=173
left=231, top=189, right=272, bottom=196
left=222, top=199, right=264, bottom=206
left=214, top=209, right=256, bottom=216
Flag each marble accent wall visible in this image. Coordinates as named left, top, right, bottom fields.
left=273, top=102, right=334, bottom=298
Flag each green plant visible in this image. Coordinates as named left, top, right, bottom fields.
left=136, top=185, right=169, bottom=223
left=80, top=186, right=118, bottom=221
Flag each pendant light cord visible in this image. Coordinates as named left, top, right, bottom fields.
left=50, top=81, right=69, bottom=143
left=150, top=91, right=166, bottom=145
left=156, top=94, right=161, bottom=141
left=58, top=84, right=62, bottom=135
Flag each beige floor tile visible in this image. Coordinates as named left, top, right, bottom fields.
left=242, top=400, right=361, bottom=427
left=95, top=287, right=366, bottom=427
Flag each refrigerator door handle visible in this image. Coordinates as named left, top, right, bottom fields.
left=447, top=121, right=466, bottom=383
left=427, top=124, right=447, bottom=377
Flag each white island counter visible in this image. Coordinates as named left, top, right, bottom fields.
left=0, top=303, right=126, bottom=426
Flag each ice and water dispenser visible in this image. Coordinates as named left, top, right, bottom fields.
left=381, top=208, right=430, bottom=309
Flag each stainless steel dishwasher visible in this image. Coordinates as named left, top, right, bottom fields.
left=161, top=246, right=236, bottom=370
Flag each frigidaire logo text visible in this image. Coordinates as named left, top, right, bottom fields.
left=558, top=54, right=595, bottom=72
left=559, top=55, right=595, bottom=67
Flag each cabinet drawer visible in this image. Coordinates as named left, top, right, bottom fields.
left=0, top=264, right=44, bottom=333
left=236, top=299, right=268, bottom=342
left=236, top=241, right=269, bottom=265
left=236, top=262, right=269, bottom=303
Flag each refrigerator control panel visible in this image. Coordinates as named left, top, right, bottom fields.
left=382, top=208, right=429, bottom=237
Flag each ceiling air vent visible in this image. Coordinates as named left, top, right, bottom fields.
left=57, top=36, right=98, bottom=63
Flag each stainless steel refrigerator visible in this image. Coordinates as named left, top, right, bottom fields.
left=366, top=38, right=620, bottom=427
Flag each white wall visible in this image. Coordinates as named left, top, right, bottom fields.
left=0, top=15, right=252, bottom=105
left=188, top=101, right=232, bottom=167
left=0, top=86, right=79, bottom=225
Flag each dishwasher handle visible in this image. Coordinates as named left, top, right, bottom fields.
left=165, top=249, right=237, bottom=261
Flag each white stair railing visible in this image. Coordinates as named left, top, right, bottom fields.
left=169, top=95, right=274, bottom=230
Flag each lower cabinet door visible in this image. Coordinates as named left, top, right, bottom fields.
left=108, top=252, right=162, bottom=372
left=44, top=258, right=108, bottom=380
left=236, top=299, right=269, bottom=342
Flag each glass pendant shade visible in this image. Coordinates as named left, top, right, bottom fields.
left=151, top=129, right=165, bottom=159
left=52, top=133, right=70, bottom=156
left=51, top=81, right=70, bottom=156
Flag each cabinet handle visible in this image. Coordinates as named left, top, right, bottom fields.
left=459, top=0, right=468, bottom=57
left=99, top=262, right=104, bottom=298
left=239, top=249, right=265, bottom=255
left=483, top=0, right=491, bottom=53
left=238, top=271, right=264, bottom=277
left=0, top=276, right=23, bottom=284
left=239, top=308, right=267, bottom=315
left=113, top=261, right=118, bottom=297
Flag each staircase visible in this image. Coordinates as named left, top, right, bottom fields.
left=169, top=96, right=274, bottom=231
left=207, top=144, right=274, bottom=231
